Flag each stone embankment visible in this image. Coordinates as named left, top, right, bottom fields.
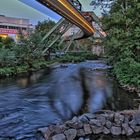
left=38, top=110, right=140, bottom=140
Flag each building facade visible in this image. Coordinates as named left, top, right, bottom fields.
left=0, top=15, right=34, bottom=42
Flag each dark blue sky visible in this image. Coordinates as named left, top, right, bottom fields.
left=20, top=0, right=61, bottom=21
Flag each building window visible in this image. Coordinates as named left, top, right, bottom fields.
left=8, top=26, right=20, bottom=30
left=0, top=25, right=8, bottom=28
left=22, top=27, right=27, bottom=31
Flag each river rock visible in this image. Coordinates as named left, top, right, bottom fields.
left=91, top=126, right=103, bottom=134
left=49, top=125, right=56, bottom=132
left=123, top=113, right=133, bottom=123
left=126, top=127, right=134, bottom=136
left=38, top=110, right=140, bottom=139
left=59, top=124, right=69, bottom=132
left=114, top=113, right=124, bottom=125
left=129, top=119, right=140, bottom=133
left=133, top=126, right=140, bottom=132
left=64, top=129, right=77, bottom=140
left=66, top=121, right=83, bottom=129
left=78, top=115, right=89, bottom=123
left=105, top=120, right=112, bottom=129
left=71, top=116, right=78, bottom=123
left=108, top=113, right=114, bottom=121
left=98, top=115, right=106, bottom=125
left=83, top=124, right=92, bottom=135
left=77, top=123, right=84, bottom=129
left=52, top=134, right=66, bottom=140
left=134, top=112, right=140, bottom=125
left=122, top=123, right=134, bottom=136
left=110, top=126, right=121, bottom=135
left=66, top=121, right=76, bottom=128
left=122, top=129, right=125, bottom=135
left=84, top=113, right=95, bottom=119
left=103, top=127, right=110, bottom=134
left=53, top=125, right=63, bottom=134
left=38, top=127, right=52, bottom=140
left=73, top=122, right=83, bottom=129
left=129, top=120, right=137, bottom=128
left=77, top=129, right=85, bottom=137
left=89, top=119, right=101, bottom=127
left=124, top=116, right=130, bottom=123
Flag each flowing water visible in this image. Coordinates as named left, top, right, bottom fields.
left=0, top=61, right=139, bottom=140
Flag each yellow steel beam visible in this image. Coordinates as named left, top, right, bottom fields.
left=37, top=0, right=95, bottom=36
left=57, top=0, right=94, bottom=33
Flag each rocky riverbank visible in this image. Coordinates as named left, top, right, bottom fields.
left=120, top=84, right=140, bottom=96
left=38, top=110, right=140, bottom=140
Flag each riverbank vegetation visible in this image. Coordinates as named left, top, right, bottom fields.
left=100, top=0, right=140, bottom=88
left=57, top=52, right=99, bottom=63
left=0, top=51, right=98, bottom=77
left=0, top=19, right=98, bottom=77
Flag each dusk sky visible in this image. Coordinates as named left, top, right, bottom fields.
left=0, top=0, right=60, bottom=25
left=0, top=0, right=100, bottom=25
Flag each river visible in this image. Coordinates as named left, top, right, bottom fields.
left=0, top=60, right=139, bottom=140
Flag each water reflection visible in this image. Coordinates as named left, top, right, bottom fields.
left=84, top=70, right=112, bottom=113
left=0, top=61, right=139, bottom=139
left=16, top=70, right=49, bottom=88
left=45, top=65, right=112, bottom=120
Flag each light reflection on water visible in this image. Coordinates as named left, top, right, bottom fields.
left=0, top=61, right=139, bottom=139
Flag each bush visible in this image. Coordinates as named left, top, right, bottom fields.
left=57, top=54, right=84, bottom=63
left=32, top=61, right=48, bottom=70
left=57, top=52, right=98, bottom=63
left=0, top=67, right=14, bottom=76
left=114, top=58, right=140, bottom=87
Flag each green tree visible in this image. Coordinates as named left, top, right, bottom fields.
left=27, top=19, right=56, bottom=51
left=0, top=37, right=3, bottom=48
left=36, top=19, right=56, bottom=36
left=102, top=0, right=140, bottom=87
left=16, top=19, right=56, bottom=65
left=0, top=19, right=57, bottom=76
left=2, top=37, right=15, bottom=48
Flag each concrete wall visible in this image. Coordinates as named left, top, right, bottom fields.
left=0, top=15, right=29, bottom=25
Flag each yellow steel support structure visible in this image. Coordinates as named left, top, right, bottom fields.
left=37, top=0, right=95, bottom=37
